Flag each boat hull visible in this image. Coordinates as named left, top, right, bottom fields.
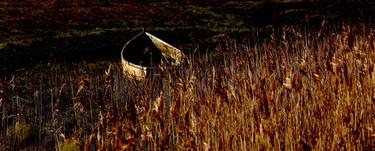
left=121, top=32, right=185, bottom=80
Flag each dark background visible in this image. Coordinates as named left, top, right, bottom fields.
left=0, top=0, right=374, bottom=69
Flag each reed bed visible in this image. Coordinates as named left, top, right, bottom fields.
left=1, top=24, right=374, bottom=150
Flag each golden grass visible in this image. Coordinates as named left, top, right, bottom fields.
left=0, top=24, right=374, bottom=150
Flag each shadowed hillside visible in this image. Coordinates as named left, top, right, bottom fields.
left=0, top=1, right=374, bottom=69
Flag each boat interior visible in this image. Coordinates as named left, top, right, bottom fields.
left=122, top=33, right=162, bottom=67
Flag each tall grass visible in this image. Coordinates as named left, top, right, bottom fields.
left=1, top=24, right=374, bottom=150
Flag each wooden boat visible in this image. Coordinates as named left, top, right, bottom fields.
left=121, top=31, right=186, bottom=80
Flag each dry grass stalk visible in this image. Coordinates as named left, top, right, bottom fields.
left=1, top=24, right=374, bottom=150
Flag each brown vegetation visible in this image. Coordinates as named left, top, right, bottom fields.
left=1, top=24, right=374, bottom=150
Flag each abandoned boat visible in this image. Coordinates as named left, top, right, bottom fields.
left=121, top=31, right=186, bottom=80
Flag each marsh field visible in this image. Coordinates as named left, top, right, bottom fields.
left=1, top=0, right=375, bottom=150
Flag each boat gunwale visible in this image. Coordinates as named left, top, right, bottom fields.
left=121, top=31, right=188, bottom=79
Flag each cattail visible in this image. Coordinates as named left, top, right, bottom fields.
left=283, top=77, right=292, bottom=90
left=152, top=91, right=162, bottom=113
left=331, top=62, right=339, bottom=73
left=76, top=79, right=89, bottom=96
left=299, top=58, right=307, bottom=73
